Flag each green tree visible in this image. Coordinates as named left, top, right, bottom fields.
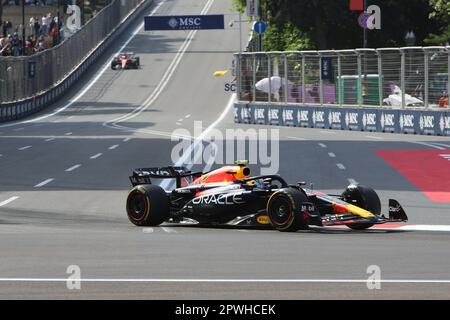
left=425, top=0, right=450, bottom=45
left=238, top=0, right=445, bottom=50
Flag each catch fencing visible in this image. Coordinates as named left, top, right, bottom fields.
left=236, top=47, right=450, bottom=109
left=0, top=0, right=144, bottom=104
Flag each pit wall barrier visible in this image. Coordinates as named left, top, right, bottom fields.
left=234, top=103, right=450, bottom=137
left=0, top=0, right=153, bottom=123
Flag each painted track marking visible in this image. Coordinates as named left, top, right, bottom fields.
left=286, top=136, right=306, bottom=141
left=0, top=196, right=19, bottom=207
left=336, top=163, right=346, bottom=170
left=18, top=146, right=32, bottom=151
left=34, top=179, right=54, bottom=188
left=0, top=278, right=450, bottom=284
left=65, top=164, right=82, bottom=172
left=90, top=153, right=102, bottom=159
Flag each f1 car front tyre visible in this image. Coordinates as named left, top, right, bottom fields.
left=267, top=188, right=308, bottom=232
left=126, top=185, right=169, bottom=226
left=342, top=185, right=381, bottom=230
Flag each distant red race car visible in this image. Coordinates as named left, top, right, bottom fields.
left=111, top=52, right=140, bottom=70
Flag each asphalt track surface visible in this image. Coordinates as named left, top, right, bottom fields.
left=1, top=0, right=450, bottom=300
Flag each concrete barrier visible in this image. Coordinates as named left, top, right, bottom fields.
left=234, top=103, right=450, bottom=136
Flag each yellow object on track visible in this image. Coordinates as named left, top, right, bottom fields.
left=214, top=70, right=228, bottom=77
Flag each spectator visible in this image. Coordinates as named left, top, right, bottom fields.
left=41, top=14, right=48, bottom=36
left=1, top=35, right=12, bottom=56
left=33, top=17, right=41, bottom=38
left=2, top=20, right=12, bottom=38
left=29, top=16, right=35, bottom=36
left=25, top=36, right=35, bottom=55
left=439, top=93, right=449, bottom=108
left=36, top=35, right=46, bottom=52
left=11, top=32, right=21, bottom=56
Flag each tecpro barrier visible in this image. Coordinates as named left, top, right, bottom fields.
left=0, top=0, right=152, bottom=123
left=234, top=103, right=450, bottom=136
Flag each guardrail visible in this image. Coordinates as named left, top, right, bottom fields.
left=234, top=48, right=450, bottom=136
left=0, top=0, right=152, bottom=123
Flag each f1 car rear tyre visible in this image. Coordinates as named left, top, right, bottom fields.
left=342, top=185, right=381, bottom=230
left=126, top=185, right=169, bottom=226
left=267, top=188, right=308, bottom=232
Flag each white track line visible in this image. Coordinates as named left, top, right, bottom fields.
left=409, top=141, right=446, bottom=150
left=286, top=136, right=306, bottom=141
left=0, top=196, right=19, bottom=207
left=336, top=163, right=346, bottom=170
left=0, top=0, right=166, bottom=128
left=431, top=143, right=450, bottom=148
left=90, top=153, right=102, bottom=159
left=109, top=145, right=119, bottom=150
left=397, top=225, right=450, bottom=232
left=328, top=152, right=336, bottom=158
left=319, top=143, right=327, bottom=148
left=34, top=179, right=54, bottom=188
left=65, top=164, right=82, bottom=172
left=45, top=138, right=55, bottom=142
left=18, top=146, right=32, bottom=151
left=0, top=278, right=449, bottom=284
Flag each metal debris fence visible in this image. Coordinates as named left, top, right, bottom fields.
left=235, top=47, right=450, bottom=110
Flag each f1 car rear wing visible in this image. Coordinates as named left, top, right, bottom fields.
left=129, top=167, right=203, bottom=188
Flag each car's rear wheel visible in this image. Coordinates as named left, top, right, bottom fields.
left=126, top=185, right=169, bottom=226
left=267, top=188, right=308, bottom=232
left=111, top=62, right=117, bottom=70
left=342, top=185, right=381, bottom=230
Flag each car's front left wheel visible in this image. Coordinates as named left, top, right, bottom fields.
left=342, top=185, right=381, bottom=230
left=267, top=188, right=308, bottom=232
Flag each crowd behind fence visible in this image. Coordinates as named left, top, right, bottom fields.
left=236, top=47, right=450, bottom=110
left=0, top=0, right=143, bottom=104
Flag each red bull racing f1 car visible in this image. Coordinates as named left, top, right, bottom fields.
left=126, top=163, right=408, bottom=232
left=111, top=52, right=140, bottom=70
